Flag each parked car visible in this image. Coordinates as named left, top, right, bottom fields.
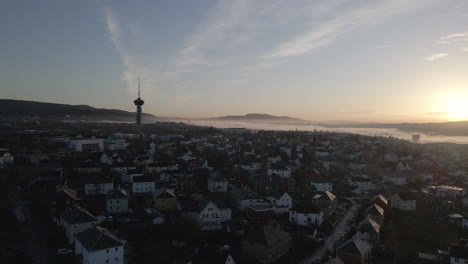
left=56, top=248, right=72, bottom=255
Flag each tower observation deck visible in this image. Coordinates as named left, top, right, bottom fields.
left=133, top=78, right=144, bottom=133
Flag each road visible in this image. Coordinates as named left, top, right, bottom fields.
left=299, top=198, right=359, bottom=264
left=18, top=206, right=59, bottom=264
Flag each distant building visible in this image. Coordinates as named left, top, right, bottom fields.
left=412, top=134, right=420, bottom=144
left=104, top=139, right=128, bottom=150
left=68, top=138, right=104, bottom=152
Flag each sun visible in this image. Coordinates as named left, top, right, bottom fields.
left=445, top=96, right=468, bottom=121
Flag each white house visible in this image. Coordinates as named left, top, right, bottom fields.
left=266, top=192, right=292, bottom=213
left=231, top=188, right=267, bottom=211
left=235, top=162, right=261, bottom=173
left=0, top=149, right=14, bottom=167
left=310, top=179, right=333, bottom=192
left=208, top=175, right=228, bottom=192
left=60, top=206, right=100, bottom=243
left=132, top=176, right=155, bottom=194
left=100, top=153, right=114, bottom=165
left=289, top=203, right=325, bottom=227
left=391, top=193, right=416, bottom=211
left=396, top=161, right=412, bottom=172
left=146, top=163, right=179, bottom=173
left=383, top=174, right=407, bottom=185
left=106, top=189, right=129, bottom=214
left=179, top=199, right=230, bottom=231
left=267, top=164, right=291, bottom=179
left=74, top=226, right=124, bottom=264
left=85, top=180, right=113, bottom=196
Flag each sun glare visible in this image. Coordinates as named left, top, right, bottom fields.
left=445, top=96, right=468, bottom=121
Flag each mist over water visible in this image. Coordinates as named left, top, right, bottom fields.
left=187, top=120, right=468, bottom=144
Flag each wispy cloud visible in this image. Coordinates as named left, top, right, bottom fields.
left=103, top=8, right=138, bottom=94
left=424, top=53, right=448, bottom=61
left=174, top=0, right=255, bottom=70
left=440, top=31, right=468, bottom=41
left=461, top=47, right=468, bottom=52
left=261, top=0, right=429, bottom=59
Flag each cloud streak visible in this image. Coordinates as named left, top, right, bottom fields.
left=262, top=0, right=430, bottom=59
left=424, top=53, right=448, bottom=61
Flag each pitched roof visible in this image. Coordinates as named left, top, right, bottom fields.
left=371, top=194, right=388, bottom=208
left=450, top=244, right=468, bottom=259
left=366, top=204, right=384, bottom=217
left=154, top=189, right=176, bottom=199
left=75, top=226, right=123, bottom=252
left=243, top=227, right=290, bottom=246
left=395, top=192, right=415, bottom=201
left=357, top=217, right=380, bottom=235
left=338, top=239, right=372, bottom=257
left=107, top=189, right=128, bottom=199
left=61, top=206, right=98, bottom=225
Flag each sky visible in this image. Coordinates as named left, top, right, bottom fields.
left=1, top=0, right=468, bottom=123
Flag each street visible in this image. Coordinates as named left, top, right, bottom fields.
left=299, top=198, right=360, bottom=264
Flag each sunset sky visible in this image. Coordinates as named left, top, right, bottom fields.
left=2, top=0, right=468, bottom=123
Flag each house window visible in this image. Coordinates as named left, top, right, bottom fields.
left=106, top=260, right=109, bottom=263
left=106, top=249, right=109, bottom=253
left=115, top=257, right=118, bottom=261
left=115, top=247, right=118, bottom=251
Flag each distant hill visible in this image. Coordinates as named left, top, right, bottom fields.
left=211, top=113, right=310, bottom=124
left=320, top=121, right=468, bottom=137
left=0, top=99, right=158, bottom=122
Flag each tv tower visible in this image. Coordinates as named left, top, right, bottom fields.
left=133, top=78, right=144, bottom=133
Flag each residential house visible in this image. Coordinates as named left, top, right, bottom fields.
left=355, top=217, right=380, bottom=244
left=383, top=173, right=407, bottom=185
left=391, top=192, right=416, bottom=211
left=242, top=227, right=291, bottom=263
left=153, top=189, right=177, bottom=211
left=336, top=239, right=372, bottom=264
left=106, top=189, right=129, bottom=214
left=310, top=178, right=333, bottom=192
left=267, top=163, right=291, bottom=179
left=74, top=226, right=124, bottom=264
left=289, top=201, right=325, bottom=227
left=208, top=175, right=228, bottom=193
left=249, top=174, right=272, bottom=194
left=266, top=192, right=292, bottom=214
left=60, top=206, right=100, bottom=243
left=132, top=176, right=155, bottom=194
left=365, top=204, right=384, bottom=226
left=231, top=188, right=267, bottom=211
left=85, top=178, right=113, bottom=196
left=179, top=198, right=230, bottom=231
